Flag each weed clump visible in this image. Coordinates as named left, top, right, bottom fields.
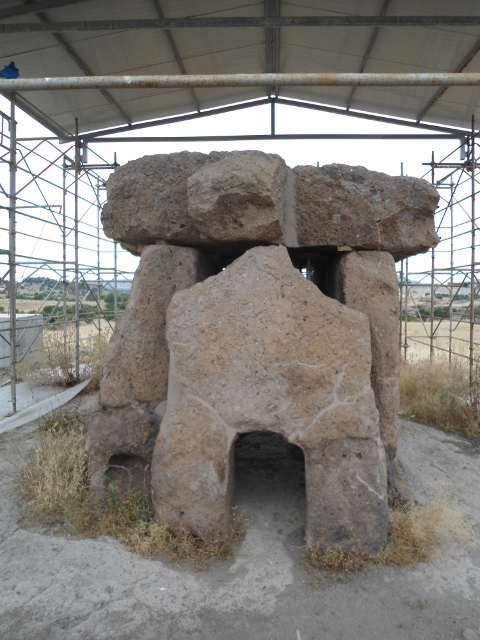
left=400, top=360, right=479, bottom=438
left=303, top=497, right=472, bottom=581
left=17, top=326, right=111, bottom=389
left=17, top=411, right=245, bottom=568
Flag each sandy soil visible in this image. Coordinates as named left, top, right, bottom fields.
left=0, top=394, right=479, bottom=640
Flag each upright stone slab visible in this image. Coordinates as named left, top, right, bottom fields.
left=331, top=251, right=400, bottom=472
left=152, top=245, right=388, bottom=552
left=86, top=244, right=211, bottom=495
left=294, top=164, right=439, bottom=259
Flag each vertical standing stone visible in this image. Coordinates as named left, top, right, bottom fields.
left=331, top=251, right=400, bottom=471
left=86, top=244, right=211, bottom=495
left=152, top=246, right=387, bottom=552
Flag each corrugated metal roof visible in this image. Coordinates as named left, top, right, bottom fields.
left=0, top=0, right=479, bottom=135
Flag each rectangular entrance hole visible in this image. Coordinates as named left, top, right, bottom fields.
left=234, top=431, right=306, bottom=546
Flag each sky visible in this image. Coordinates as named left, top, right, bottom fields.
left=0, top=94, right=468, bottom=284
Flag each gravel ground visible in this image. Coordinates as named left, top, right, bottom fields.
left=0, top=393, right=479, bottom=640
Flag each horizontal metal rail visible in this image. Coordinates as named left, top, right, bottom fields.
left=2, top=16, right=480, bottom=32
left=2, top=73, right=480, bottom=91
left=91, top=133, right=461, bottom=143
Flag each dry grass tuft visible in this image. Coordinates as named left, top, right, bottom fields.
left=400, top=360, right=479, bottom=438
left=17, top=327, right=111, bottom=389
left=303, top=497, right=472, bottom=580
left=381, top=497, right=472, bottom=567
left=17, top=410, right=245, bottom=568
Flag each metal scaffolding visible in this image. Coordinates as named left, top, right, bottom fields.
left=0, top=94, right=135, bottom=413
left=398, top=119, right=480, bottom=381
left=1, top=72, right=480, bottom=416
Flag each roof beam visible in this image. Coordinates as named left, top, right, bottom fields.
left=346, top=0, right=390, bottom=110
left=82, top=98, right=275, bottom=140
left=23, top=5, right=132, bottom=125
left=151, top=0, right=200, bottom=112
left=417, top=36, right=480, bottom=122
left=3, top=16, right=480, bottom=32
left=265, top=0, right=280, bottom=97
left=0, top=0, right=92, bottom=20
left=275, top=97, right=468, bottom=135
left=90, top=133, right=460, bottom=143
left=0, top=91, right=71, bottom=137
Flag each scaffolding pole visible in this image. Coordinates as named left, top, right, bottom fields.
left=8, top=93, right=16, bottom=412
left=74, top=118, right=80, bottom=379
left=470, top=118, right=476, bottom=387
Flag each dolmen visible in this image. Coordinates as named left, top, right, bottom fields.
left=86, top=151, right=439, bottom=553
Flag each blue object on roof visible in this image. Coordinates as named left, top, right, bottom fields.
left=0, top=62, right=19, bottom=79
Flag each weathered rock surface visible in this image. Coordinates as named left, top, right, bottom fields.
left=331, top=251, right=400, bottom=462
left=102, top=151, right=291, bottom=248
left=102, top=153, right=439, bottom=260
left=187, top=151, right=289, bottom=244
left=86, top=403, right=160, bottom=496
left=102, top=152, right=207, bottom=246
left=87, top=244, right=210, bottom=495
left=294, top=164, right=440, bottom=260
left=152, top=245, right=388, bottom=552
left=100, top=244, right=211, bottom=409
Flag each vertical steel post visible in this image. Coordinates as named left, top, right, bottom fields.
left=430, top=151, right=435, bottom=361
left=62, top=159, right=67, bottom=353
left=449, top=180, right=454, bottom=365
left=8, top=94, right=17, bottom=412
left=399, top=259, right=404, bottom=352
left=271, top=101, right=275, bottom=136
left=114, top=241, right=118, bottom=321
left=403, top=258, right=409, bottom=362
left=74, top=119, right=80, bottom=379
left=96, top=178, right=101, bottom=336
left=399, top=163, right=404, bottom=354
left=470, top=118, right=476, bottom=387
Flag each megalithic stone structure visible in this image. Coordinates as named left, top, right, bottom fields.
left=88, top=150, right=439, bottom=550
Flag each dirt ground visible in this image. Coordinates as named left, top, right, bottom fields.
left=0, top=392, right=479, bottom=640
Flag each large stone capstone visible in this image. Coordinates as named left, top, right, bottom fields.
left=101, top=152, right=439, bottom=260
left=151, top=245, right=388, bottom=552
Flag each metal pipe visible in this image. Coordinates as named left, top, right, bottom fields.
left=74, top=118, right=80, bottom=380
left=96, top=178, right=101, bottom=337
left=113, top=242, right=118, bottom=322
left=449, top=180, right=454, bottom=366
left=62, top=158, right=67, bottom=354
left=8, top=94, right=16, bottom=413
left=2, top=73, right=480, bottom=91
left=430, top=151, right=435, bottom=361
left=470, top=119, right=476, bottom=388
left=403, top=259, right=409, bottom=362
left=3, top=16, right=480, bottom=32
left=90, top=134, right=459, bottom=143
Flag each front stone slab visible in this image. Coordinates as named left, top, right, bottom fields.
left=152, top=245, right=388, bottom=552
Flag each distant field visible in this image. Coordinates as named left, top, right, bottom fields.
left=400, top=319, right=478, bottom=362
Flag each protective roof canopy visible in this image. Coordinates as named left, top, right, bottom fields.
left=1, top=0, right=480, bottom=136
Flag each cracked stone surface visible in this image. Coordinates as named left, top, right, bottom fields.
left=1, top=394, right=479, bottom=640
left=331, top=250, right=401, bottom=459
left=101, top=153, right=439, bottom=260
left=152, top=245, right=387, bottom=551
